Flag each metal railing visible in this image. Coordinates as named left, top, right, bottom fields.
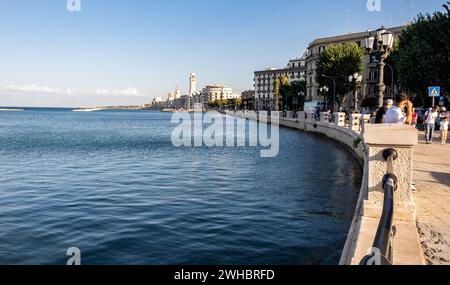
left=360, top=148, right=398, bottom=266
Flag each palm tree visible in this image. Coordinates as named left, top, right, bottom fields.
left=273, top=75, right=289, bottom=111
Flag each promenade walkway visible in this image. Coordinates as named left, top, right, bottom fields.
left=413, top=133, right=450, bottom=265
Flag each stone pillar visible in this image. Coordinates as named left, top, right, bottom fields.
left=360, top=114, right=371, bottom=134
left=320, top=112, right=330, bottom=123
left=298, top=111, right=306, bottom=130
left=334, top=112, right=345, bottom=126
left=349, top=113, right=362, bottom=132
left=306, top=111, right=316, bottom=123
left=363, top=124, right=418, bottom=221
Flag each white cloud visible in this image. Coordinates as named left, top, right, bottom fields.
left=95, top=89, right=110, bottom=95
left=2, top=84, right=60, bottom=94
left=1, top=84, right=143, bottom=97
left=94, top=88, right=141, bottom=96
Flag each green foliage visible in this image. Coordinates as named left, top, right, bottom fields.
left=315, top=42, right=364, bottom=108
left=208, top=99, right=229, bottom=109
left=395, top=2, right=450, bottom=105
left=353, top=137, right=362, bottom=149
left=273, top=75, right=289, bottom=111
left=241, top=97, right=255, bottom=110
left=279, top=80, right=307, bottom=111
left=227, top=98, right=242, bottom=108
left=361, top=97, right=379, bottom=109
left=220, top=99, right=229, bottom=107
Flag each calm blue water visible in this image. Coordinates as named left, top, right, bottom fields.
left=0, top=108, right=362, bottom=265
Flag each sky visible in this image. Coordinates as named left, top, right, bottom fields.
left=0, top=0, right=446, bottom=107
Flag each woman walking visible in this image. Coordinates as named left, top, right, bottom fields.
left=441, top=116, right=449, bottom=145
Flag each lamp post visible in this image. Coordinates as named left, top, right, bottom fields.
left=348, top=72, right=363, bottom=112
left=292, top=95, right=298, bottom=117
left=321, top=75, right=336, bottom=112
left=320, top=86, right=330, bottom=110
left=385, top=62, right=395, bottom=100
left=365, top=27, right=395, bottom=108
left=284, top=90, right=288, bottom=117
left=296, top=82, right=306, bottom=113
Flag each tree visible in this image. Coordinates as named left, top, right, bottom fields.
left=284, top=80, right=307, bottom=111
left=241, top=97, right=255, bottom=110
left=395, top=2, right=450, bottom=106
left=273, top=75, right=289, bottom=111
left=220, top=99, right=229, bottom=108
left=384, top=40, right=401, bottom=95
left=208, top=100, right=218, bottom=109
left=315, top=42, right=364, bottom=110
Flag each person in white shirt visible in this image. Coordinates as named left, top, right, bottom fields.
left=424, top=107, right=439, bottom=144
left=441, top=116, right=449, bottom=145
left=384, top=93, right=413, bottom=125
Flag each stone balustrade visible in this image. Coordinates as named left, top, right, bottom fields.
left=320, top=112, right=331, bottom=123
left=306, top=111, right=316, bottom=123
left=349, top=113, right=362, bottom=132
left=360, top=114, right=371, bottom=134
left=229, top=109, right=424, bottom=265
left=334, top=112, right=346, bottom=126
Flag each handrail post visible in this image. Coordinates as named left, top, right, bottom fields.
left=360, top=150, right=398, bottom=265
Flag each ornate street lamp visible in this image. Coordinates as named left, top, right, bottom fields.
left=320, top=85, right=330, bottom=111
left=321, top=74, right=337, bottom=112
left=320, top=86, right=330, bottom=93
left=365, top=27, right=395, bottom=108
left=348, top=72, right=363, bottom=112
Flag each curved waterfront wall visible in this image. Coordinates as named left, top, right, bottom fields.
left=228, top=110, right=426, bottom=265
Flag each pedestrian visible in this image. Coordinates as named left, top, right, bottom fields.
left=375, top=99, right=394, bottom=124
left=384, top=93, right=413, bottom=125
left=440, top=116, right=449, bottom=145
left=424, top=107, right=439, bottom=144
left=411, top=108, right=418, bottom=128
left=437, top=107, right=448, bottom=129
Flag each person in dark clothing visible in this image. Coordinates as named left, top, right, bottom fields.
left=375, top=99, right=394, bottom=124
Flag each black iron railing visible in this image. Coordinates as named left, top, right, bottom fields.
left=360, top=149, right=398, bottom=266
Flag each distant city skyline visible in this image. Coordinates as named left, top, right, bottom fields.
left=0, top=0, right=445, bottom=107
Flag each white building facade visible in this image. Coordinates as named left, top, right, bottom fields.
left=305, top=26, right=406, bottom=108
left=254, top=56, right=306, bottom=110
left=202, top=84, right=239, bottom=102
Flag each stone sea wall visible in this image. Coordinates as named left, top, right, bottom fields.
left=227, top=110, right=425, bottom=265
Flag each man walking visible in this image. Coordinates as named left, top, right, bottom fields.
left=424, top=107, right=439, bottom=144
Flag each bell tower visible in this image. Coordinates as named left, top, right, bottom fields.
left=189, top=73, right=197, bottom=96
